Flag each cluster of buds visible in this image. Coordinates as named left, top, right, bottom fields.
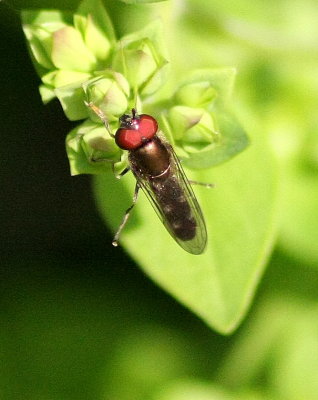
left=167, top=80, right=219, bottom=155
left=22, top=0, right=247, bottom=175
left=163, top=68, right=248, bottom=169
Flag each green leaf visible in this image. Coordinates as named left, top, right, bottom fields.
left=93, top=124, right=278, bottom=334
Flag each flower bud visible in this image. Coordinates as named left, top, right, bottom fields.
left=175, top=81, right=217, bottom=107
left=22, top=0, right=115, bottom=103
left=83, top=72, right=130, bottom=122
left=112, top=21, right=168, bottom=97
left=168, top=106, right=218, bottom=152
left=66, top=120, right=120, bottom=176
left=23, top=24, right=56, bottom=70
left=51, top=26, right=97, bottom=72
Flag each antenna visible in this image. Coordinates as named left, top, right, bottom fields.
left=84, top=101, right=115, bottom=138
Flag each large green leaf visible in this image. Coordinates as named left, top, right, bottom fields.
left=93, top=123, right=278, bottom=334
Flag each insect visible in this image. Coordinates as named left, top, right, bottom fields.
left=86, top=103, right=211, bottom=255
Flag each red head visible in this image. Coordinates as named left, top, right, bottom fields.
left=115, top=109, right=158, bottom=150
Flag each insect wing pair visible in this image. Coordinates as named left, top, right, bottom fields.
left=131, top=132, right=207, bottom=255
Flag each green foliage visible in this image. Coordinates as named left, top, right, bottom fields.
left=9, top=0, right=318, bottom=397
left=94, top=118, right=276, bottom=333
left=164, top=69, right=249, bottom=169
left=21, top=0, right=260, bottom=334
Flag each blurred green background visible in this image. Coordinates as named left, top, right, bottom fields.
left=1, top=0, right=318, bottom=399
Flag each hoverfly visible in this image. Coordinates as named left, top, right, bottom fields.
left=86, top=103, right=211, bottom=255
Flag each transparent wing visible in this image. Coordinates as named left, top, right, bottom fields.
left=130, top=139, right=207, bottom=255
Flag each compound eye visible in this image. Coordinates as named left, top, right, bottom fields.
left=115, top=128, right=143, bottom=150
left=137, top=114, right=158, bottom=138
left=115, top=113, right=159, bottom=150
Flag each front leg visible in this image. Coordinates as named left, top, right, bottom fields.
left=85, top=101, right=114, bottom=139
left=90, top=155, right=130, bottom=179
left=112, top=183, right=140, bottom=247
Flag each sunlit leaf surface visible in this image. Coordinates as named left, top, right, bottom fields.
left=94, top=126, right=278, bottom=333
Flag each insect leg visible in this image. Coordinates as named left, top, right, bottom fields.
left=112, top=183, right=140, bottom=247
left=189, top=180, right=215, bottom=188
left=84, top=101, right=115, bottom=139
left=90, top=156, right=114, bottom=164
left=89, top=155, right=130, bottom=178
left=114, top=166, right=130, bottom=180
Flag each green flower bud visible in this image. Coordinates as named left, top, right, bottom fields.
left=39, top=69, right=92, bottom=109
left=23, top=25, right=56, bottom=70
left=83, top=72, right=130, bottom=122
left=22, top=16, right=98, bottom=74
left=175, top=81, right=217, bottom=107
left=42, top=70, right=92, bottom=88
left=162, top=68, right=250, bottom=169
left=75, top=0, right=115, bottom=63
left=55, top=80, right=89, bottom=121
left=177, top=68, right=237, bottom=106
left=51, top=26, right=97, bottom=72
left=66, top=119, right=120, bottom=176
left=112, top=21, right=168, bottom=97
left=22, top=0, right=116, bottom=104
left=168, top=106, right=219, bottom=153
left=74, top=14, right=112, bottom=63
left=41, top=70, right=91, bottom=114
